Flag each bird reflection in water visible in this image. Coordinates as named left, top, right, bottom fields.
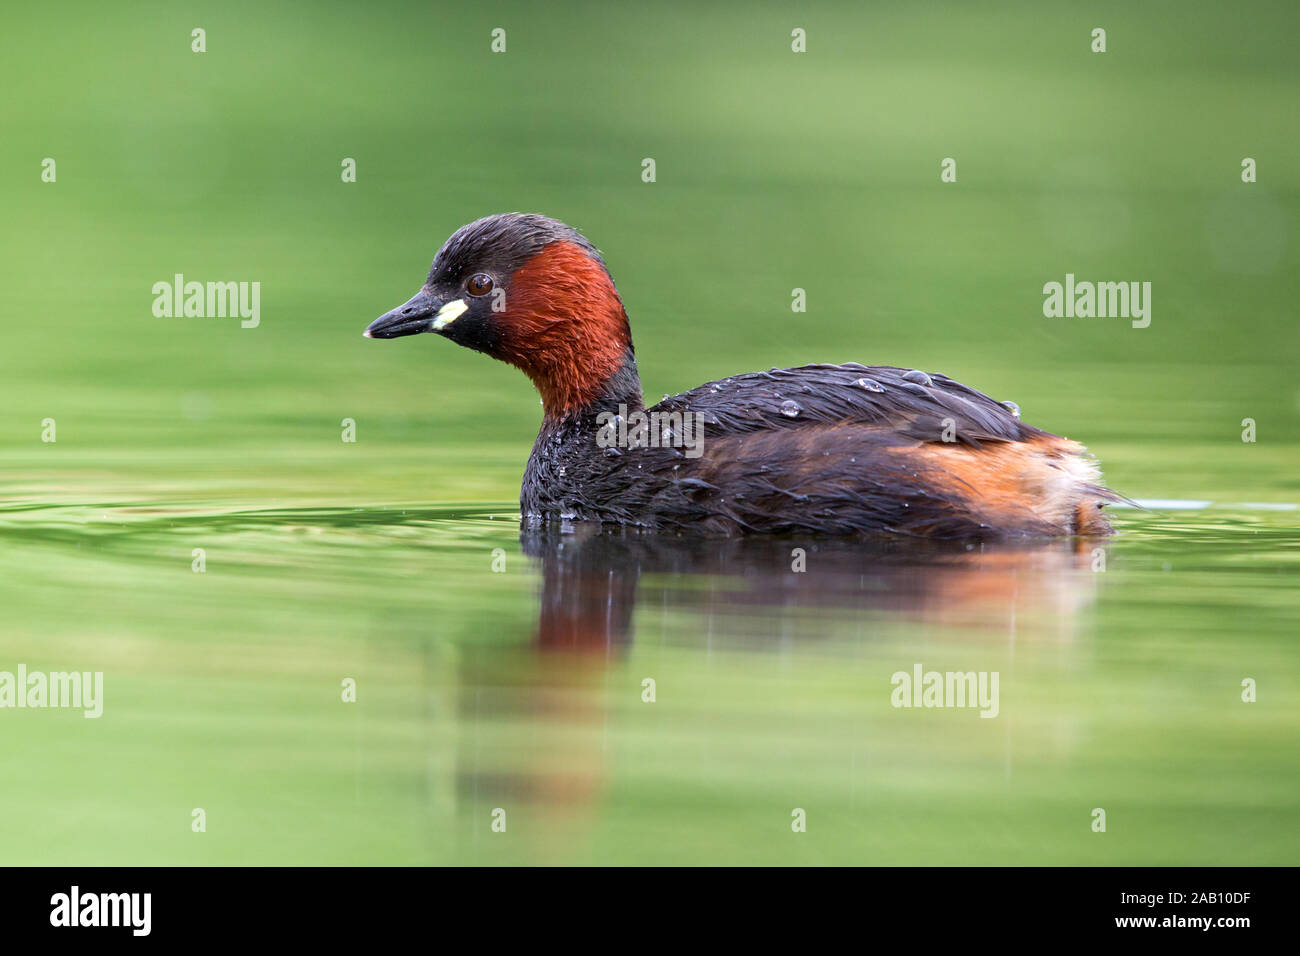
left=524, top=526, right=1105, bottom=651
left=450, top=526, right=1107, bottom=862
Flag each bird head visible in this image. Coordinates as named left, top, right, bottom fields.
left=365, top=213, right=635, bottom=417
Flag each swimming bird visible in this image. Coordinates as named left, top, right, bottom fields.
left=365, top=213, right=1120, bottom=537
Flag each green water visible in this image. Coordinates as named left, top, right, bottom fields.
left=1, top=1, right=1297, bottom=865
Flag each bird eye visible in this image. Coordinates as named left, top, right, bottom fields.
left=466, top=273, right=494, bottom=297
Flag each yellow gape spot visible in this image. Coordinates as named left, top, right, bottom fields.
left=432, top=299, right=468, bottom=330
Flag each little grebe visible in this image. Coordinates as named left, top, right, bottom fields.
left=365, top=213, right=1120, bottom=537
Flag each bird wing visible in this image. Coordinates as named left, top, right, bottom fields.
left=648, top=363, right=1046, bottom=448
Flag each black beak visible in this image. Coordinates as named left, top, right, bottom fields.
left=364, top=289, right=442, bottom=339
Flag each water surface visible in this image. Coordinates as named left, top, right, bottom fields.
left=0, top=499, right=1294, bottom=865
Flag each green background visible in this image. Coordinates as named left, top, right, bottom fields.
left=0, top=0, right=1296, bottom=864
